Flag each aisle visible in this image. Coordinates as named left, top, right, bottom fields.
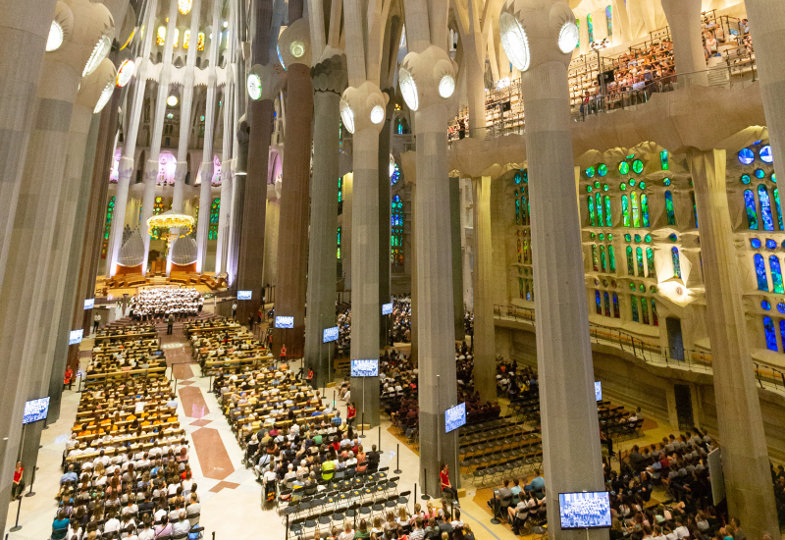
left=160, top=321, right=283, bottom=537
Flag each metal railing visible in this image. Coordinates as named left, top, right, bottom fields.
left=492, top=303, right=785, bottom=397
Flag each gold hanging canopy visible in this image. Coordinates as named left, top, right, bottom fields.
left=146, top=212, right=195, bottom=239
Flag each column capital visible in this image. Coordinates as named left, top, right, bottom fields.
left=311, top=51, right=347, bottom=95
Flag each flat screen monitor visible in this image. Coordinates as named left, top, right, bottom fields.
left=237, top=290, right=252, bottom=300
left=558, top=491, right=612, bottom=529
left=274, top=316, right=294, bottom=329
left=381, top=302, right=393, bottom=315
left=322, top=326, right=339, bottom=343
left=350, top=359, right=379, bottom=377
left=83, top=298, right=95, bottom=310
left=69, top=329, right=83, bottom=345
left=445, top=402, right=467, bottom=433
left=594, top=381, right=602, bottom=402
left=23, top=397, right=50, bottom=424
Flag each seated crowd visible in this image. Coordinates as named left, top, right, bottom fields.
left=54, top=371, right=198, bottom=539
left=88, top=324, right=165, bottom=377
left=186, top=317, right=271, bottom=374
left=130, top=287, right=203, bottom=322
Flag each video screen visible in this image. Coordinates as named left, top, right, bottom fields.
left=381, top=302, right=393, bottom=315
left=445, top=402, right=467, bottom=433
left=69, top=329, right=83, bottom=345
left=83, top=298, right=95, bottom=310
left=237, top=290, right=252, bottom=300
left=322, top=326, right=339, bottom=343
left=274, top=316, right=294, bottom=329
left=594, top=381, right=602, bottom=402
left=558, top=491, right=612, bottom=529
left=350, top=359, right=379, bottom=377
left=23, top=397, right=50, bottom=424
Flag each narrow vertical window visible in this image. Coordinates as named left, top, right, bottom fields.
left=641, top=193, right=650, bottom=227
left=744, top=189, right=758, bottom=230
left=587, top=196, right=595, bottom=226
left=595, top=193, right=604, bottom=227
left=770, top=255, right=784, bottom=293
left=631, top=296, right=639, bottom=322
left=603, top=291, right=611, bottom=317
left=608, top=245, right=616, bottom=273
left=604, top=195, right=612, bottom=227
left=672, top=247, right=682, bottom=278
left=763, top=316, right=778, bottom=351
left=754, top=253, right=768, bottom=291
left=636, top=247, right=644, bottom=276
left=646, top=247, right=655, bottom=277
left=631, top=191, right=640, bottom=227
left=622, top=195, right=630, bottom=227
left=591, top=245, right=599, bottom=271
left=759, top=185, right=775, bottom=231
left=613, top=293, right=620, bottom=318
left=595, top=290, right=602, bottom=314
left=641, top=297, right=650, bottom=324
left=774, top=187, right=783, bottom=230
left=599, top=245, right=607, bottom=272
left=665, top=191, right=676, bottom=225
left=650, top=299, right=658, bottom=326
left=626, top=246, right=634, bottom=275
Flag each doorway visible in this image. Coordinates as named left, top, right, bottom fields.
left=674, top=384, right=694, bottom=430
left=666, top=317, right=684, bottom=362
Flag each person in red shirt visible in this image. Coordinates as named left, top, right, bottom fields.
left=347, top=403, right=357, bottom=426
left=306, top=368, right=314, bottom=388
left=12, top=461, right=23, bottom=500
left=279, top=344, right=287, bottom=364
left=63, top=367, right=74, bottom=389
left=440, top=463, right=458, bottom=503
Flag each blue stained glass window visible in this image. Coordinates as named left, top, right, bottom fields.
left=755, top=168, right=766, bottom=179
left=603, top=291, right=611, bottom=317
left=609, top=245, right=616, bottom=272
left=514, top=172, right=523, bottom=184
left=774, top=188, right=783, bottom=230
left=595, top=290, right=602, bottom=314
left=604, top=196, right=612, bottom=227
left=755, top=253, right=769, bottom=291
left=778, top=302, right=785, bottom=314
left=763, top=316, right=778, bottom=351
left=585, top=167, right=595, bottom=178
left=597, top=164, right=608, bottom=177
left=744, top=189, right=758, bottom=230
left=665, top=191, right=676, bottom=225
left=760, top=144, right=773, bottom=163
left=770, top=255, right=784, bottom=293
left=613, top=294, right=620, bottom=318
left=669, top=233, right=678, bottom=242
left=762, top=300, right=772, bottom=311
left=751, top=238, right=762, bottom=249
left=780, top=320, right=785, bottom=352
left=631, top=296, right=639, bottom=322
left=759, top=185, right=775, bottom=231
left=767, top=239, right=777, bottom=249
left=634, top=234, right=641, bottom=242
left=738, top=147, right=755, bottom=165
left=672, top=247, right=682, bottom=278
left=390, top=162, right=401, bottom=185
left=641, top=194, right=650, bottom=227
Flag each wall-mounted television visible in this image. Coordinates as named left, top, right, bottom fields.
left=445, top=402, right=467, bottom=433
left=274, top=316, right=294, bottom=329
left=23, top=397, right=50, bottom=424
left=69, top=329, right=83, bottom=345
left=350, top=359, right=378, bottom=377
left=381, top=302, right=393, bottom=315
left=558, top=491, right=612, bottom=529
left=237, top=290, right=252, bottom=300
left=83, top=298, right=95, bottom=310
left=322, top=326, right=339, bottom=343
left=594, top=381, right=602, bottom=402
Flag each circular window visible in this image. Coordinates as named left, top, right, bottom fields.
left=597, top=164, right=608, bottom=177
left=619, top=161, right=630, bottom=175
left=585, top=167, right=595, bottom=178
left=632, top=159, right=644, bottom=174
left=738, top=147, right=755, bottom=165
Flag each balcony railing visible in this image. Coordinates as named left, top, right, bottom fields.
left=493, top=303, right=785, bottom=398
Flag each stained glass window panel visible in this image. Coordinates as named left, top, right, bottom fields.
left=672, top=247, right=682, bottom=278
left=604, top=196, right=612, bottom=227
left=646, top=247, right=655, bottom=277
left=622, top=195, right=630, bottom=227
left=636, top=247, right=644, bottom=276
left=770, top=255, right=784, bottom=293
left=764, top=316, right=778, bottom=351
left=759, top=185, right=775, bottom=231
left=609, top=245, right=616, bottom=272
left=631, top=296, right=639, bottom=322
left=744, top=189, right=758, bottom=230
left=631, top=192, right=640, bottom=227
left=641, top=194, right=650, bottom=227
left=665, top=191, right=676, bottom=225
left=754, top=253, right=768, bottom=291
left=626, top=246, right=634, bottom=275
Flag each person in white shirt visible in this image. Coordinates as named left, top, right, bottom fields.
left=172, top=511, right=191, bottom=536
left=673, top=521, right=690, bottom=539
left=337, top=521, right=355, bottom=540
left=104, top=514, right=121, bottom=534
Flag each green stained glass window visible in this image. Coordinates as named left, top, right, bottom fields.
left=641, top=193, right=650, bottom=227
left=632, top=159, right=644, bottom=174
left=641, top=296, right=650, bottom=324
left=585, top=167, right=595, bottom=178
left=774, top=188, right=783, bottom=230
left=626, top=246, right=634, bottom=275
left=101, top=196, right=116, bottom=259
left=609, top=245, right=616, bottom=272
left=597, top=163, right=608, bottom=177
left=622, top=195, right=630, bottom=227
left=391, top=195, right=404, bottom=266
left=665, top=191, right=676, bottom=225
left=631, top=191, right=641, bottom=227
left=604, top=196, right=612, bottom=226
left=587, top=13, right=594, bottom=43
left=646, top=247, right=655, bottom=277
left=631, top=296, right=639, bottom=322
left=595, top=193, right=603, bottom=226
left=605, top=5, right=612, bottom=38
left=587, top=196, right=595, bottom=226
left=591, top=245, right=599, bottom=271
left=208, top=197, right=220, bottom=240
left=619, top=161, right=630, bottom=175
left=337, top=226, right=342, bottom=259
left=600, top=245, right=607, bottom=272
left=744, top=189, right=758, bottom=230
left=660, top=149, right=669, bottom=170
left=636, top=247, right=644, bottom=276
left=770, top=255, right=784, bottom=293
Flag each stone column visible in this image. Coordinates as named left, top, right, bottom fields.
left=688, top=148, right=780, bottom=540
left=342, top=81, right=387, bottom=428
left=305, top=54, right=346, bottom=388
left=0, top=0, right=56, bottom=291
left=471, top=176, right=496, bottom=401
left=107, top=0, right=158, bottom=274
left=0, top=0, right=112, bottom=531
left=450, top=178, right=465, bottom=340
left=745, top=0, right=785, bottom=186
left=660, top=0, right=707, bottom=87
left=141, top=0, right=179, bottom=271
left=378, top=97, right=393, bottom=348
left=195, top=0, right=222, bottom=272
left=215, top=87, right=234, bottom=274
left=500, top=4, right=605, bottom=537
left=272, top=50, right=314, bottom=357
